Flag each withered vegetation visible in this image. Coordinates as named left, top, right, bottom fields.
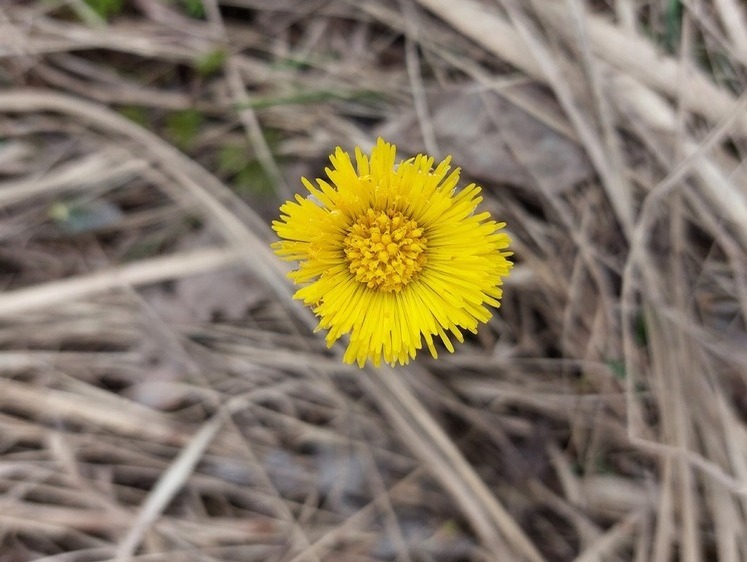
left=1, top=1, right=746, bottom=560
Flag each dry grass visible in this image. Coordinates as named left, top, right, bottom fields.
left=1, top=0, right=746, bottom=560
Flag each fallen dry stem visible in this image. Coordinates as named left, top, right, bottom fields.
left=1, top=1, right=746, bottom=561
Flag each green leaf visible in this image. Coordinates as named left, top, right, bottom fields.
left=218, top=144, right=248, bottom=175
left=84, top=0, right=124, bottom=20
left=119, top=105, right=148, bottom=127
left=194, top=49, right=226, bottom=77
left=234, top=161, right=274, bottom=196
left=664, top=0, right=682, bottom=53
left=182, top=0, right=205, bottom=19
left=165, top=109, right=204, bottom=150
left=235, top=89, right=380, bottom=110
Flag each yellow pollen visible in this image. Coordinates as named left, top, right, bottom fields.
left=343, top=208, right=427, bottom=292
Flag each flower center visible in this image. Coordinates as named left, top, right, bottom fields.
left=343, top=208, right=427, bottom=292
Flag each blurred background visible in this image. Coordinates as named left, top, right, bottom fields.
left=1, top=1, right=747, bottom=561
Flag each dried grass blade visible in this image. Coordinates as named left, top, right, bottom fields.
left=0, top=248, right=242, bottom=317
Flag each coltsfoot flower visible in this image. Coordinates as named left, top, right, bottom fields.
left=272, top=138, right=512, bottom=367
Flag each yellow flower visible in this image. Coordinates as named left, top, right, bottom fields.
left=272, top=138, right=512, bottom=367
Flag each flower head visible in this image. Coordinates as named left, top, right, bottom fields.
left=272, top=138, right=512, bottom=367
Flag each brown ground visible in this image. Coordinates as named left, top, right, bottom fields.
left=1, top=1, right=747, bottom=561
